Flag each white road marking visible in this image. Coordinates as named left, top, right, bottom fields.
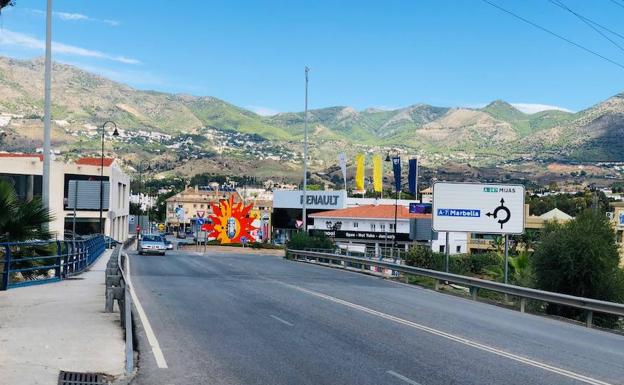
left=270, top=314, right=294, bottom=326
left=275, top=281, right=613, bottom=385
left=126, top=254, right=169, bottom=369
left=387, top=370, right=423, bottom=385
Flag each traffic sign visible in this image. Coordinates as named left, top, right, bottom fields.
left=295, top=220, right=304, bottom=229
left=196, top=210, right=205, bottom=218
left=196, top=218, right=205, bottom=225
left=432, top=182, right=525, bottom=234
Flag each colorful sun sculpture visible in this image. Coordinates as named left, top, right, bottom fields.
left=206, top=196, right=258, bottom=244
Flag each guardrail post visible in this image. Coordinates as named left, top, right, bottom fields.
left=586, top=311, right=593, bottom=328
left=1, top=245, right=11, bottom=291
left=105, top=287, right=114, bottom=312
left=470, top=287, right=478, bottom=301
left=520, top=298, right=526, bottom=313
left=434, top=280, right=441, bottom=291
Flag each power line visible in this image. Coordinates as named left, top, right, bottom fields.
left=548, top=0, right=624, bottom=53
left=481, top=0, right=624, bottom=70
left=608, top=0, right=624, bottom=10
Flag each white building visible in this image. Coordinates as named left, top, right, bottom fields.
left=130, top=193, right=156, bottom=212
left=0, top=153, right=130, bottom=241
left=309, top=204, right=466, bottom=256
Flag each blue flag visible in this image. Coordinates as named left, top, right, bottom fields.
left=408, top=158, right=418, bottom=195
left=392, top=156, right=401, bottom=192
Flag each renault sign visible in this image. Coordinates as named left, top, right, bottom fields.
left=273, top=190, right=347, bottom=210
left=432, top=182, right=525, bottom=234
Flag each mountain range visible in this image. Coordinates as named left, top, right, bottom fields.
left=1, top=56, right=624, bottom=177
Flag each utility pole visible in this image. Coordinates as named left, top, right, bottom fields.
left=42, top=0, right=52, bottom=212
left=302, top=66, right=309, bottom=232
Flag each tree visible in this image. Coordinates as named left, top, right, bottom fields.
left=0, top=180, right=53, bottom=242
left=491, top=235, right=504, bottom=254
left=532, top=210, right=624, bottom=327
left=129, top=202, right=141, bottom=216
left=0, top=1, right=15, bottom=13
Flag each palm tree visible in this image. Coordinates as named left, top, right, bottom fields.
left=0, top=180, right=53, bottom=242
left=491, top=235, right=504, bottom=254
left=508, top=252, right=534, bottom=287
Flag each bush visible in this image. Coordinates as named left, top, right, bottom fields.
left=405, top=246, right=438, bottom=269
left=449, top=253, right=471, bottom=275
left=286, top=232, right=334, bottom=251
left=533, top=210, right=624, bottom=327
left=469, top=252, right=502, bottom=275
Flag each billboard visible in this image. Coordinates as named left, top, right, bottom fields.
left=205, top=196, right=258, bottom=244
left=432, top=182, right=525, bottom=234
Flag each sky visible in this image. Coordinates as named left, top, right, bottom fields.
left=1, top=0, right=624, bottom=115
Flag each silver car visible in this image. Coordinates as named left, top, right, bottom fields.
left=139, top=234, right=167, bottom=255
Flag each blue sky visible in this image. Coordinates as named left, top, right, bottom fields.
left=1, top=1, right=624, bottom=114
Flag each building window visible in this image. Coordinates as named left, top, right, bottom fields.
left=193, top=204, right=197, bottom=208
left=389, top=223, right=395, bottom=230
left=370, top=224, right=376, bottom=231
left=439, top=245, right=445, bottom=253
left=200, top=204, right=204, bottom=209
left=456, top=245, right=461, bottom=253
left=353, top=222, right=358, bottom=228
left=380, top=224, right=386, bottom=231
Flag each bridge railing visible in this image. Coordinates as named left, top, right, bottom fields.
left=0, top=234, right=106, bottom=290
left=287, top=249, right=624, bottom=328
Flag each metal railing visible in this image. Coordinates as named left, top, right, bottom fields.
left=0, top=235, right=106, bottom=290
left=105, top=246, right=134, bottom=374
left=287, top=249, right=624, bottom=328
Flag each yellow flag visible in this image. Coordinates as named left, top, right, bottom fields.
left=372, top=154, right=382, bottom=192
left=355, top=154, right=365, bottom=190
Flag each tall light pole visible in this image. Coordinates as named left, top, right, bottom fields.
left=138, top=160, right=150, bottom=234
left=99, top=121, right=119, bottom=235
left=302, top=66, right=309, bottom=232
left=42, top=0, right=52, bottom=212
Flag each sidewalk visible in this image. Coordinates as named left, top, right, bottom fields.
left=0, top=249, right=125, bottom=385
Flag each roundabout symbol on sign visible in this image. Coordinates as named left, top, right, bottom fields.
left=486, top=198, right=511, bottom=229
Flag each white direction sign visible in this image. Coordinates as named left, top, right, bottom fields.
left=432, top=182, right=525, bottom=234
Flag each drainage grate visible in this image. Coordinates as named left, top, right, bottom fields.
left=58, top=371, right=109, bottom=385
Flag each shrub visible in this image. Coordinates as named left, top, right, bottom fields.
left=286, top=232, right=334, bottom=251
left=449, top=253, right=471, bottom=275
left=469, top=252, right=502, bottom=275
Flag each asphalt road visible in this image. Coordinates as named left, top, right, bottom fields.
left=128, top=246, right=624, bottom=385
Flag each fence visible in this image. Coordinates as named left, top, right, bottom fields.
left=287, top=249, right=624, bottom=328
left=0, top=235, right=106, bottom=290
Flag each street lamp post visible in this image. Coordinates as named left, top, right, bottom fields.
left=138, top=160, right=151, bottom=233
left=100, top=121, right=119, bottom=235
left=302, top=66, right=310, bottom=233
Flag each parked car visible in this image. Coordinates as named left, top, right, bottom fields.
left=139, top=234, right=167, bottom=255
left=164, top=239, right=174, bottom=250
left=176, top=232, right=187, bottom=239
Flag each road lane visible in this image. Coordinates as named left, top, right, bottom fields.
left=128, top=248, right=624, bottom=385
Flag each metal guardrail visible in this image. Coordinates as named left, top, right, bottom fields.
left=0, top=235, right=106, bottom=290
left=105, top=245, right=134, bottom=374
left=287, top=249, right=624, bottom=328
